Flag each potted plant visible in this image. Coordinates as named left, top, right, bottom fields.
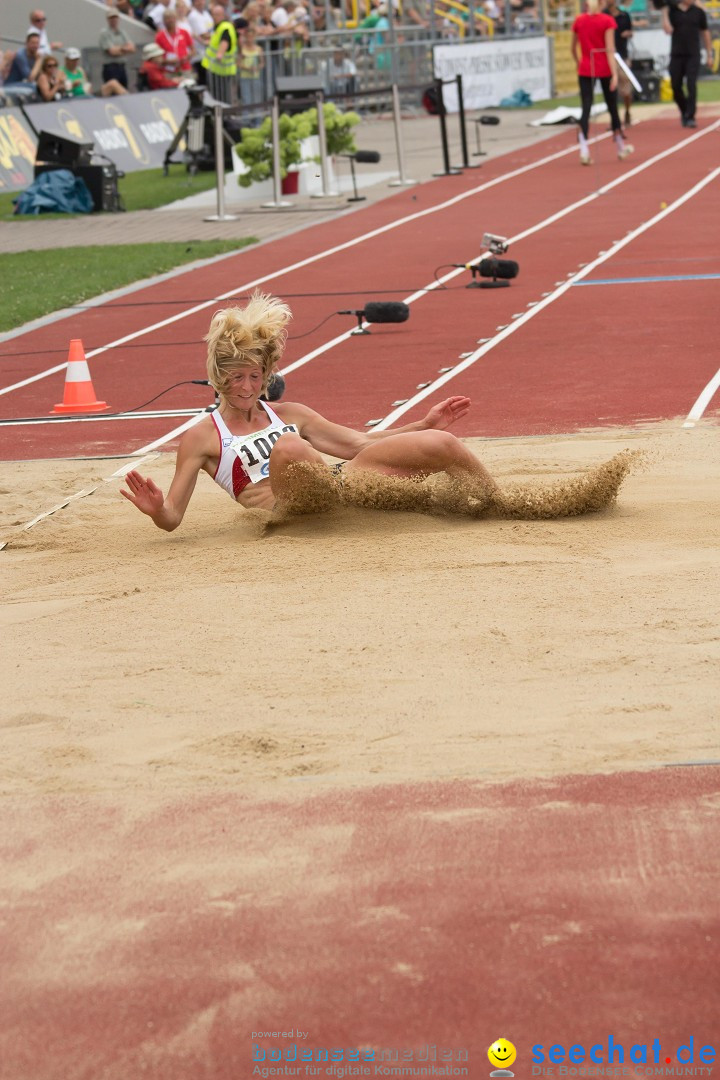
left=234, top=110, right=313, bottom=190
left=295, top=102, right=361, bottom=159
left=234, top=104, right=360, bottom=194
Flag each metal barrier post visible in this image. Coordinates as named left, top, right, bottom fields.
left=311, top=90, right=340, bottom=198
left=432, top=78, right=462, bottom=177
left=456, top=74, right=480, bottom=170
left=388, top=83, right=417, bottom=187
left=204, top=103, right=239, bottom=222
left=261, top=95, right=292, bottom=208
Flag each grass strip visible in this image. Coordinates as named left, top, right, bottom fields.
left=0, top=166, right=221, bottom=220
left=0, top=239, right=256, bottom=332
left=530, top=78, right=720, bottom=111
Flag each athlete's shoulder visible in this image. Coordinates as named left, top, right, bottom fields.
left=177, top=414, right=218, bottom=458
left=268, top=400, right=316, bottom=423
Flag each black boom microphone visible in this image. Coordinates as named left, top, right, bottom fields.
left=263, top=372, right=285, bottom=401
left=354, top=150, right=381, bottom=164
left=364, top=301, right=409, bottom=323
left=338, top=301, right=410, bottom=335
left=468, top=258, right=519, bottom=289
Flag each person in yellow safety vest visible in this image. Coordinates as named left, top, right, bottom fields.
left=199, top=3, right=238, bottom=101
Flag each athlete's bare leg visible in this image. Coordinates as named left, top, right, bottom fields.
left=345, top=430, right=499, bottom=493
left=268, top=433, right=327, bottom=500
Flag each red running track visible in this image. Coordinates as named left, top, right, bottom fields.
left=1, top=115, right=719, bottom=460
left=1, top=767, right=718, bottom=1080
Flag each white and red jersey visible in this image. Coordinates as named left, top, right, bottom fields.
left=155, top=26, right=194, bottom=71
left=210, top=403, right=299, bottom=500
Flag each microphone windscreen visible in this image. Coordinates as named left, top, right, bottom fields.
left=480, top=258, right=519, bottom=280
left=363, top=301, right=410, bottom=324
left=354, top=150, right=381, bottom=164
left=265, top=372, right=286, bottom=401
left=479, top=115, right=501, bottom=126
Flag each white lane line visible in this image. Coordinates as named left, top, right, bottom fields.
left=0, top=414, right=217, bottom=550
left=0, top=135, right=613, bottom=400
left=0, top=408, right=207, bottom=427
left=4, top=126, right=718, bottom=546
left=683, top=369, right=720, bottom=427
left=4, top=123, right=716, bottom=401
left=131, top=411, right=214, bottom=454
left=282, top=120, right=720, bottom=378
left=0, top=413, right=216, bottom=549
left=0, top=453, right=161, bottom=550
left=373, top=165, right=720, bottom=429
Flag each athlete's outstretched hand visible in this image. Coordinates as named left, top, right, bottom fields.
left=121, top=470, right=165, bottom=517
left=422, top=396, right=471, bottom=430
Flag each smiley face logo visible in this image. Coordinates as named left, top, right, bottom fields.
left=488, top=1039, right=517, bottom=1073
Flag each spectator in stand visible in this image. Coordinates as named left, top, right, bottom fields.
left=110, top=0, right=147, bottom=18
left=241, top=1, right=261, bottom=26
left=312, top=0, right=333, bottom=33
left=26, top=10, right=62, bottom=56
left=511, top=0, right=540, bottom=33
left=268, top=0, right=309, bottom=78
left=35, top=53, right=68, bottom=100
left=253, top=0, right=277, bottom=39
left=357, top=1, right=391, bottom=71
left=139, top=40, right=188, bottom=87
left=239, top=25, right=264, bottom=119
left=284, top=0, right=311, bottom=72
left=62, top=46, right=128, bottom=96
left=233, top=13, right=251, bottom=37
left=156, top=8, right=195, bottom=72
left=289, top=0, right=312, bottom=35
left=4, top=30, right=43, bottom=96
left=199, top=4, right=239, bottom=102
left=327, top=46, right=356, bottom=99
left=175, top=0, right=193, bottom=30
left=401, top=0, right=430, bottom=29
left=146, top=0, right=176, bottom=30
left=187, top=0, right=214, bottom=76
left=99, top=9, right=136, bottom=89
left=270, top=0, right=309, bottom=43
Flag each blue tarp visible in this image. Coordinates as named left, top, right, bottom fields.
left=13, top=168, right=94, bottom=215
left=499, top=89, right=533, bottom=107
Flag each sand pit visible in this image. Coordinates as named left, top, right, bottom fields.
left=1, top=421, right=718, bottom=802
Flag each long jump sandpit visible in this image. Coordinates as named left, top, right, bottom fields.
left=1, top=422, right=719, bottom=1078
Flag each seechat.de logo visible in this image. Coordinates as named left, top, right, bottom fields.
left=490, top=1039, right=518, bottom=1078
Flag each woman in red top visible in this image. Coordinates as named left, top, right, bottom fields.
left=571, top=0, right=632, bottom=165
left=155, top=9, right=194, bottom=73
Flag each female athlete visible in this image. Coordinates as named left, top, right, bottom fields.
left=121, top=292, right=499, bottom=530
left=571, top=0, right=633, bottom=165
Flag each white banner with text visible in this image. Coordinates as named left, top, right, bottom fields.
left=433, top=37, right=552, bottom=112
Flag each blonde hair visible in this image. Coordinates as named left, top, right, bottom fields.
left=585, top=0, right=602, bottom=11
left=205, top=291, right=292, bottom=397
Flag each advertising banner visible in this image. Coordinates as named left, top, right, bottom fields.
left=0, top=89, right=189, bottom=191
left=433, top=37, right=552, bottom=111
left=0, top=108, right=38, bottom=193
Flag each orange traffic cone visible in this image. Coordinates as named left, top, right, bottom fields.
left=52, top=340, right=108, bottom=414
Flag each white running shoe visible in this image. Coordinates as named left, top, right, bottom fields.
left=618, top=143, right=634, bottom=160
left=580, top=152, right=593, bottom=166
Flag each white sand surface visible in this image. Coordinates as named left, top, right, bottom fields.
left=1, top=421, right=718, bottom=800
